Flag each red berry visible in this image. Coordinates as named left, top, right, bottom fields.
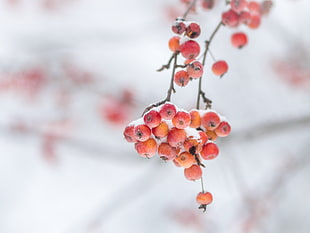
left=159, top=103, right=177, bottom=120
left=135, top=138, right=157, bottom=158
left=158, top=143, right=177, bottom=160
left=248, top=14, right=261, bottom=29
left=168, top=36, right=180, bottom=52
left=174, top=70, right=190, bottom=87
left=222, top=9, right=239, bottom=27
left=167, top=127, right=187, bottom=147
left=180, top=40, right=200, bottom=59
left=187, top=61, right=203, bottom=79
left=189, top=110, right=201, bottom=128
left=185, top=22, right=201, bottom=39
left=231, top=32, right=248, bottom=48
left=247, top=1, right=261, bottom=13
left=143, top=110, right=161, bottom=128
left=200, top=142, right=219, bottom=160
left=201, top=0, right=215, bottom=10
left=201, top=111, right=221, bottom=130
left=214, top=121, right=231, bottom=137
left=123, top=125, right=137, bottom=143
left=172, top=111, right=191, bottom=129
left=134, top=124, right=151, bottom=142
left=239, top=11, right=252, bottom=24
left=172, top=21, right=186, bottom=35
left=230, top=0, right=247, bottom=13
left=184, top=164, right=203, bottom=181
left=196, top=192, right=213, bottom=205
left=212, top=60, right=228, bottom=77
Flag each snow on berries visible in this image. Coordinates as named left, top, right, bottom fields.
left=123, top=102, right=231, bottom=209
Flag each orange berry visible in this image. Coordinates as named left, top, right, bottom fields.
left=167, top=127, right=187, bottom=147
left=175, top=151, right=196, bottom=168
left=199, top=131, right=209, bottom=145
left=205, top=130, right=218, bottom=141
left=200, top=142, right=219, bottom=160
left=214, top=121, right=231, bottom=137
left=183, top=137, right=202, bottom=155
left=190, top=110, right=201, bottom=128
left=247, top=1, right=261, bottom=13
left=152, top=121, right=169, bottom=138
left=248, top=14, right=261, bottom=29
left=135, top=138, right=157, bottom=158
left=172, top=111, right=191, bottom=129
left=196, top=192, right=213, bottom=205
left=184, top=164, right=203, bottom=181
left=168, top=36, right=180, bottom=52
left=123, top=125, right=137, bottom=143
left=134, top=124, right=151, bottom=142
left=158, top=143, right=177, bottom=160
left=201, top=111, right=221, bottom=130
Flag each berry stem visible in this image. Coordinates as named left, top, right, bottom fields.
left=182, top=0, right=198, bottom=20
left=200, top=176, right=205, bottom=193
left=196, top=21, right=223, bottom=109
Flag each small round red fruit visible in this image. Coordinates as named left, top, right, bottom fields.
left=184, top=164, right=203, bottom=181
left=174, top=70, right=190, bottom=87
left=196, top=191, right=213, bottom=205
left=135, top=138, right=157, bottom=158
left=172, top=111, right=191, bottom=129
left=134, top=124, right=151, bottom=142
left=214, top=121, right=231, bottom=137
left=168, top=36, right=180, bottom=52
left=200, top=142, right=219, bottom=160
left=231, top=32, right=248, bottom=48
left=212, top=60, right=228, bottom=77
left=143, top=110, right=161, bottom=128
left=172, top=21, right=186, bottom=35
left=159, top=103, right=177, bottom=120
left=185, top=22, right=201, bottom=39
left=222, top=9, right=239, bottom=27
left=187, top=61, right=203, bottom=79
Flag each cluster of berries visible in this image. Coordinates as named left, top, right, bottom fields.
left=223, top=0, right=272, bottom=48
left=123, top=102, right=231, bottom=209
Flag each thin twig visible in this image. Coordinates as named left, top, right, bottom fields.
left=182, top=0, right=198, bottom=20
left=196, top=21, right=223, bottom=109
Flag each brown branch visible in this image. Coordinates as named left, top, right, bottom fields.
left=142, top=53, right=178, bottom=115
left=196, top=21, right=223, bottom=109
left=182, top=0, right=198, bottom=20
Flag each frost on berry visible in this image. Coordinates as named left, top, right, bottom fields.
left=143, top=110, right=161, bottom=128
left=174, top=70, right=190, bottom=87
left=159, top=103, right=177, bottom=120
left=172, top=20, right=186, bottom=35
left=152, top=121, right=169, bottom=138
left=215, top=121, right=231, bottom=137
left=135, top=138, right=157, bottom=158
left=200, top=142, right=219, bottom=160
left=123, top=125, right=137, bottom=143
left=189, top=110, right=201, bottom=128
left=187, top=61, right=203, bottom=79
left=167, top=127, right=187, bottom=147
left=134, top=124, right=151, bottom=142
left=201, top=111, right=221, bottom=130
left=175, top=151, right=196, bottom=168
left=185, top=22, right=201, bottom=39
left=172, top=111, right=191, bottom=129
left=158, top=142, right=177, bottom=161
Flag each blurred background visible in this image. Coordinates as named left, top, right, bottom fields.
left=0, top=0, right=310, bottom=233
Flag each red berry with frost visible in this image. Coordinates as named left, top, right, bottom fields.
left=201, top=111, right=221, bottom=130
left=184, top=164, right=203, bottom=181
left=180, top=40, right=200, bottom=59
left=159, top=103, right=177, bottom=120
left=174, top=70, right=190, bottom=87
left=167, top=127, right=187, bottom=147
left=135, top=138, right=157, bottom=158
left=230, top=0, right=247, bottom=13
left=212, top=60, right=228, bottom=77
left=144, top=110, right=161, bottom=128
left=134, top=124, right=151, bottom=142
left=187, top=61, right=203, bottom=79
left=172, top=111, right=191, bottom=129
left=123, top=125, right=137, bottom=143
left=158, top=142, right=177, bottom=160
left=175, top=151, right=196, bottom=168
left=214, top=121, right=231, bottom=137
left=231, top=32, right=248, bottom=48
left=172, top=21, right=186, bottom=35
left=185, top=22, right=201, bottom=39
left=222, top=9, right=239, bottom=27
left=200, top=142, right=219, bottom=160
